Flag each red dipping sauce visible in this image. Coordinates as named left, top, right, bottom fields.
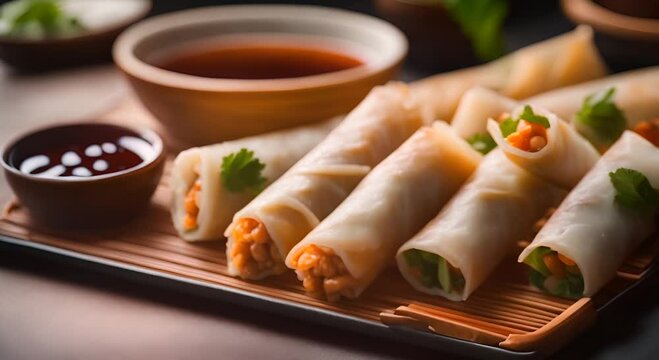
left=5, top=124, right=158, bottom=179
left=153, top=42, right=364, bottom=80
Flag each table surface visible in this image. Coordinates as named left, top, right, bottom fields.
left=1, top=18, right=659, bottom=360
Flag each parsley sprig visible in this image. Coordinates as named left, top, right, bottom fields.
left=442, top=0, right=508, bottom=61
left=221, top=148, right=267, bottom=194
left=466, top=132, right=497, bottom=154
left=0, top=0, right=84, bottom=38
left=499, top=105, right=550, bottom=137
left=575, top=87, right=627, bottom=148
left=609, top=168, right=659, bottom=210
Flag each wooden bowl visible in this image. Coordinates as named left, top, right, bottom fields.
left=0, top=0, right=151, bottom=71
left=113, top=5, right=407, bottom=146
left=562, top=0, right=659, bottom=70
left=1, top=123, right=165, bottom=228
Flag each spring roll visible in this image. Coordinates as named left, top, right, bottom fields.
left=451, top=86, right=518, bottom=140
left=225, top=83, right=429, bottom=279
left=286, top=122, right=482, bottom=301
left=412, top=26, right=607, bottom=121
left=171, top=119, right=339, bottom=241
left=397, top=150, right=566, bottom=301
left=487, top=104, right=600, bottom=189
left=519, top=131, right=659, bottom=298
left=527, top=66, right=659, bottom=129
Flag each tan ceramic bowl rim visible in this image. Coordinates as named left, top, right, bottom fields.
left=1, top=122, right=164, bottom=184
left=113, top=5, right=408, bottom=92
left=0, top=0, right=152, bottom=45
left=562, top=0, right=659, bottom=40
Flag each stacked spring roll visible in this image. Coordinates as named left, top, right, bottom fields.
left=519, top=131, right=659, bottom=298
left=171, top=119, right=339, bottom=241
left=412, top=26, right=607, bottom=121
left=286, top=122, right=482, bottom=301
left=451, top=67, right=659, bottom=156
left=396, top=150, right=566, bottom=301
left=487, top=104, right=600, bottom=189
left=224, top=83, right=429, bottom=280
left=527, top=66, right=659, bottom=130
left=451, top=87, right=518, bottom=140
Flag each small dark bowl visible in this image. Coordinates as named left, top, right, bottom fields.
left=562, top=0, right=659, bottom=71
left=374, top=0, right=480, bottom=73
left=1, top=123, right=165, bottom=228
left=0, top=0, right=151, bottom=71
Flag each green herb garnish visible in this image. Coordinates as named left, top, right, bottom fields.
left=467, top=132, right=497, bottom=154
left=574, top=87, right=627, bottom=148
left=0, top=0, right=83, bottom=38
left=609, top=168, right=659, bottom=210
left=519, top=105, right=551, bottom=128
left=499, top=115, right=519, bottom=137
left=221, top=148, right=267, bottom=194
left=498, top=105, right=550, bottom=138
left=442, top=0, right=508, bottom=61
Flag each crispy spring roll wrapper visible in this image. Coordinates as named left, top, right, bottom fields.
left=225, top=83, right=429, bottom=279
left=519, top=131, right=659, bottom=297
left=397, top=150, right=566, bottom=301
left=412, top=26, right=607, bottom=121
left=171, top=118, right=339, bottom=241
left=487, top=105, right=600, bottom=189
left=451, top=87, right=518, bottom=139
left=285, top=122, right=482, bottom=300
left=527, top=66, right=659, bottom=129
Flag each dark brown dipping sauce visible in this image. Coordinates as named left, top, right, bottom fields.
left=6, top=124, right=157, bottom=179
left=155, top=44, right=364, bottom=79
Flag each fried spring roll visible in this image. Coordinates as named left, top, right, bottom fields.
left=487, top=105, right=599, bottom=189
left=225, top=83, right=429, bottom=279
left=519, top=131, right=659, bottom=298
left=412, top=26, right=607, bottom=121
left=397, top=150, right=566, bottom=301
left=286, top=122, right=482, bottom=301
left=171, top=119, right=339, bottom=241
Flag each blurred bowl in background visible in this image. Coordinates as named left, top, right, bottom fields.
left=0, top=0, right=151, bottom=71
left=113, top=5, right=407, bottom=147
left=375, top=0, right=480, bottom=73
left=562, top=0, right=659, bottom=71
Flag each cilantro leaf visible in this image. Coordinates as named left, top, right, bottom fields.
left=574, top=87, right=627, bottom=147
left=499, top=116, right=519, bottom=137
left=519, top=105, right=551, bottom=128
left=466, top=132, right=497, bottom=154
left=221, top=148, right=267, bottom=194
left=0, top=0, right=84, bottom=38
left=609, top=168, right=659, bottom=210
left=442, top=0, right=508, bottom=61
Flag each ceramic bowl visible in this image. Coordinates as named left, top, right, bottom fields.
left=562, top=0, right=659, bottom=71
left=0, top=0, right=151, bottom=71
left=113, top=5, right=407, bottom=146
left=1, top=123, right=165, bottom=228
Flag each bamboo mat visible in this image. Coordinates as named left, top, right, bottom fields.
left=0, top=99, right=656, bottom=354
left=0, top=160, right=655, bottom=353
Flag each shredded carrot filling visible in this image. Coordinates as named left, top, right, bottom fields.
left=633, top=118, right=659, bottom=147
left=543, top=252, right=579, bottom=279
left=291, top=244, right=356, bottom=302
left=506, top=120, right=548, bottom=152
left=229, top=218, right=281, bottom=278
left=183, top=181, right=201, bottom=231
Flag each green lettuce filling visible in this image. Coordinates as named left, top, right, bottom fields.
left=403, top=249, right=465, bottom=294
left=524, top=247, right=584, bottom=299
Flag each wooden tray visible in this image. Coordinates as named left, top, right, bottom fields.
left=1, top=100, right=656, bottom=359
